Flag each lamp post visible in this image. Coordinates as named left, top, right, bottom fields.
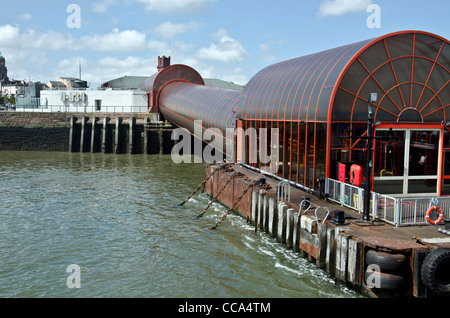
left=364, top=93, right=377, bottom=221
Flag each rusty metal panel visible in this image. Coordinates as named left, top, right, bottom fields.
left=299, top=230, right=320, bottom=260
left=232, top=177, right=253, bottom=219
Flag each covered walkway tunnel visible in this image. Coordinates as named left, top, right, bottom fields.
left=141, top=31, right=450, bottom=197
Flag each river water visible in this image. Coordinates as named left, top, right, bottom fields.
left=0, top=151, right=360, bottom=298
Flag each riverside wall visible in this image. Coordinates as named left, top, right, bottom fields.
left=0, top=112, right=174, bottom=154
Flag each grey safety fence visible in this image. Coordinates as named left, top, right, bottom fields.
left=325, top=178, right=450, bottom=227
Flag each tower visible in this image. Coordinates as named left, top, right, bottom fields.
left=0, top=52, right=8, bottom=84
left=157, top=56, right=171, bottom=72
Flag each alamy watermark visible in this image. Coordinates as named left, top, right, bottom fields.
left=66, top=264, right=81, bottom=289
left=367, top=4, right=381, bottom=29
left=67, top=4, right=81, bottom=29
left=365, top=264, right=382, bottom=289
left=171, top=120, right=280, bottom=174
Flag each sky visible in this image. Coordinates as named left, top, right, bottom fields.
left=0, top=0, right=449, bottom=89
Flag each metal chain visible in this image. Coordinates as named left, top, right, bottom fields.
left=211, top=180, right=258, bottom=230
left=176, top=163, right=223, bottom=207
left=196, top=172, right=239, bottom=218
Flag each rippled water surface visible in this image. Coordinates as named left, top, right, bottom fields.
left=0, top=151, right=360, bottom=298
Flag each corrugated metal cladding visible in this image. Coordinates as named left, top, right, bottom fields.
left=158, top=81, right=240, bottom=143
left=139, top=64, right=204, bottom=108
left=237, top=31, right=450, bottom=124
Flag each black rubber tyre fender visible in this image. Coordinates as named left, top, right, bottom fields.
left=364, top=268, right=406, bottom=290
left=421, top=249, right=450, bottom=295
left=365, top=250, right=407, bottom=273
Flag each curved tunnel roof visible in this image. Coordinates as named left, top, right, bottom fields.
left=139, top=64, right=205, bottom=109
left=236, top=31, right=450, bottom=124
left=158, top=82, right=240, bottom=142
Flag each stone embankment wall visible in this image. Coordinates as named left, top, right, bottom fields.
left=0, top=112, right=174, bottom=154
left=0, top=112, right=72, bottom=152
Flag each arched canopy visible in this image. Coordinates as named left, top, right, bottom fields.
left=236, top=31, right=450, bottom=124
left=139, top=64, right=205, bottom=110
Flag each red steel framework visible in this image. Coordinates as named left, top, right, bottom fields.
left=139, top=64, right=205, bottom=113
left=235, top=31, right=450, bottom=195
left=141, top=31, right=450, bottom=196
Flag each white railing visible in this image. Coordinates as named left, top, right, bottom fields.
left=325, top=178, right=450, bottom=227
left=13, top=105, right=148, bottom=113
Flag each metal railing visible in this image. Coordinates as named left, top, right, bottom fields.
left=325, top=178, right=450, bottom=227
left=13, top=105, right=148, bottom=113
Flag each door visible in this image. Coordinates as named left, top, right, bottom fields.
left=373, top=129, right=441, bottom=196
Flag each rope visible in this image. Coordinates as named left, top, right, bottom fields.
left=210, top=180, right=258, bottom=230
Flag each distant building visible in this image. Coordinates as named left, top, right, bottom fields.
left=157, top=56, right=171, bottom=72
left=58, top=77, right=88, bottom=89
left=39, top=89, right=147, bottom=113
left=1, top=79, right=27, bottom=97
left=101, top=76, right=148, bottom=90
left=47, top=81, right=67, bottom=90
left=16, top=82, right=48, bottom=108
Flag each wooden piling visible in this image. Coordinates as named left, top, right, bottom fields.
left=317, top=223, right=328, bottom=269
left=286, top=208, right=295, bottom=249
left=129, top=117, right=136, bottom=154
left=143, top=117, right=150, bottom=154
left=335, top=232, right=351, bottom=283
left=293, top=212, right=300, bottom=252
left=347, top=238, right=362, bottom=286
left=251, top=190, right=259, bottom=226
left=114, top=117, right=122, bottom=154
left=326, top=228, right=336, bottom=277
left=80, top=117, right=86, bottom=153
left=102, top=117, right=110, bottom=153
left=90, top=117, right=99, bottom=153
left=268, top=197, right=277, bottom=238
left=277, top=203, right=287, bottom=244
left=69, top=116, right=77, bottom=153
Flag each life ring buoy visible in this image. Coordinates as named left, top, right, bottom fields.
left=426, top=206, right=444, bottom=225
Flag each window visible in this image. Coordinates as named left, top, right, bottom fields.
left=95, top=100, right=101, bottom=111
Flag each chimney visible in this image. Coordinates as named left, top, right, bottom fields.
left=157, top=56, right=171, bottom=72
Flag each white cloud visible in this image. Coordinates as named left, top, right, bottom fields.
left=18, top=13, right=32, bottom=20
left=137, top=0, right=215, bottom=14
left=197, top=29, right=248, bottom=63
left=318, top=0, right=373, bottom=16
left=154, top=21, right=201, bottom=39
left=0, top=25, right=72, bottom=51
left=92, top=0, right=119, bottom=13
left=76, top=29, right=148, bottom=52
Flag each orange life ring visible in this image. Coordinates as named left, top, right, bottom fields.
left=426, top=206, right=444, bottom=225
